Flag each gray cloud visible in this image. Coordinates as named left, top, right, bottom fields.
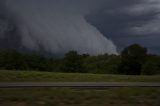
left=0, top=0, right=117, bottom=55
left=125, top=0, right=160, bottom=35
left=0, top=0, right=160, bottom=54
left=86, top=0, right=160, bottom=54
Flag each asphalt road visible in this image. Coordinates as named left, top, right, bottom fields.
left=0, top=82, right=160, bottom=88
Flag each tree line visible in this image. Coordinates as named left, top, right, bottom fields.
left=0, top=44, right=160, bottom=75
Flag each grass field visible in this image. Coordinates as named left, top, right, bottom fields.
left=0, top=87, right=160, bottom=106
left=0, top=70, right=160, bottom=82
left=0, top=70, right=160, bottom=106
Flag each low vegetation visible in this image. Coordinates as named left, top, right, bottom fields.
left=0, top=87, right=160, bottom=106
left=0, top=44, right=160, bottom=75
left=0, top=70, right=160, bottom=82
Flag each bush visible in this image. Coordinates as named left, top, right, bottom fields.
left=61, top=51, right=84, bottom=73
left=142, top=55, right=160, bottom=75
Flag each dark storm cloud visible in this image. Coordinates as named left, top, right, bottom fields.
left=87, top=0, right=160, bottom=54
left=0, top=0, right=118, bottom=55
left=0, top=0, right=160, bottom=54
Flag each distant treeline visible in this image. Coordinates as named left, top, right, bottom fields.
left=0, top=44, right=160, bottom=75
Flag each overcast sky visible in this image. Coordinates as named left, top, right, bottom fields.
left=0, top=0, right=160, bottom=55
left=87, top=0, right=160, bottom=54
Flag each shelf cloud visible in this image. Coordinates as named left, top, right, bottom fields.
left=0, top=0, right=117, bottom=55
left=1, top=0, right=160, bottom=54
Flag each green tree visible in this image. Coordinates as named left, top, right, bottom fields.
left=0, top=50, right=26, bottom=70
left=61, top=51, right=84, bottom=73
left=83, top=54, right=120, bottom=74
left=119, top=44, right=147, bottom=75
left=142, top=55, right=160, bottom=75
left=23, top=53, right=51, bottom=71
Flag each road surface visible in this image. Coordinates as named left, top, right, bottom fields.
left=0, top=82, right=160, bottom=88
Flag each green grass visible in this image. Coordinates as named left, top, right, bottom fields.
left=0, top=87, right=160, bottom=106
left=0, top=70, right=160, bottom=106
left=0, top=70, right=160, bottom=82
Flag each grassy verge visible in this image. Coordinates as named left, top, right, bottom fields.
left=0, top=87, right=160, bottom=106
left=0, top=70, right=160, bottom=82
left=0, top=70, right=160, bottom=106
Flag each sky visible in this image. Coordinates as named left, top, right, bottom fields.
left=0, top=0, right=160, bottom=55
left=87, top=0, right=160, bottom=54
